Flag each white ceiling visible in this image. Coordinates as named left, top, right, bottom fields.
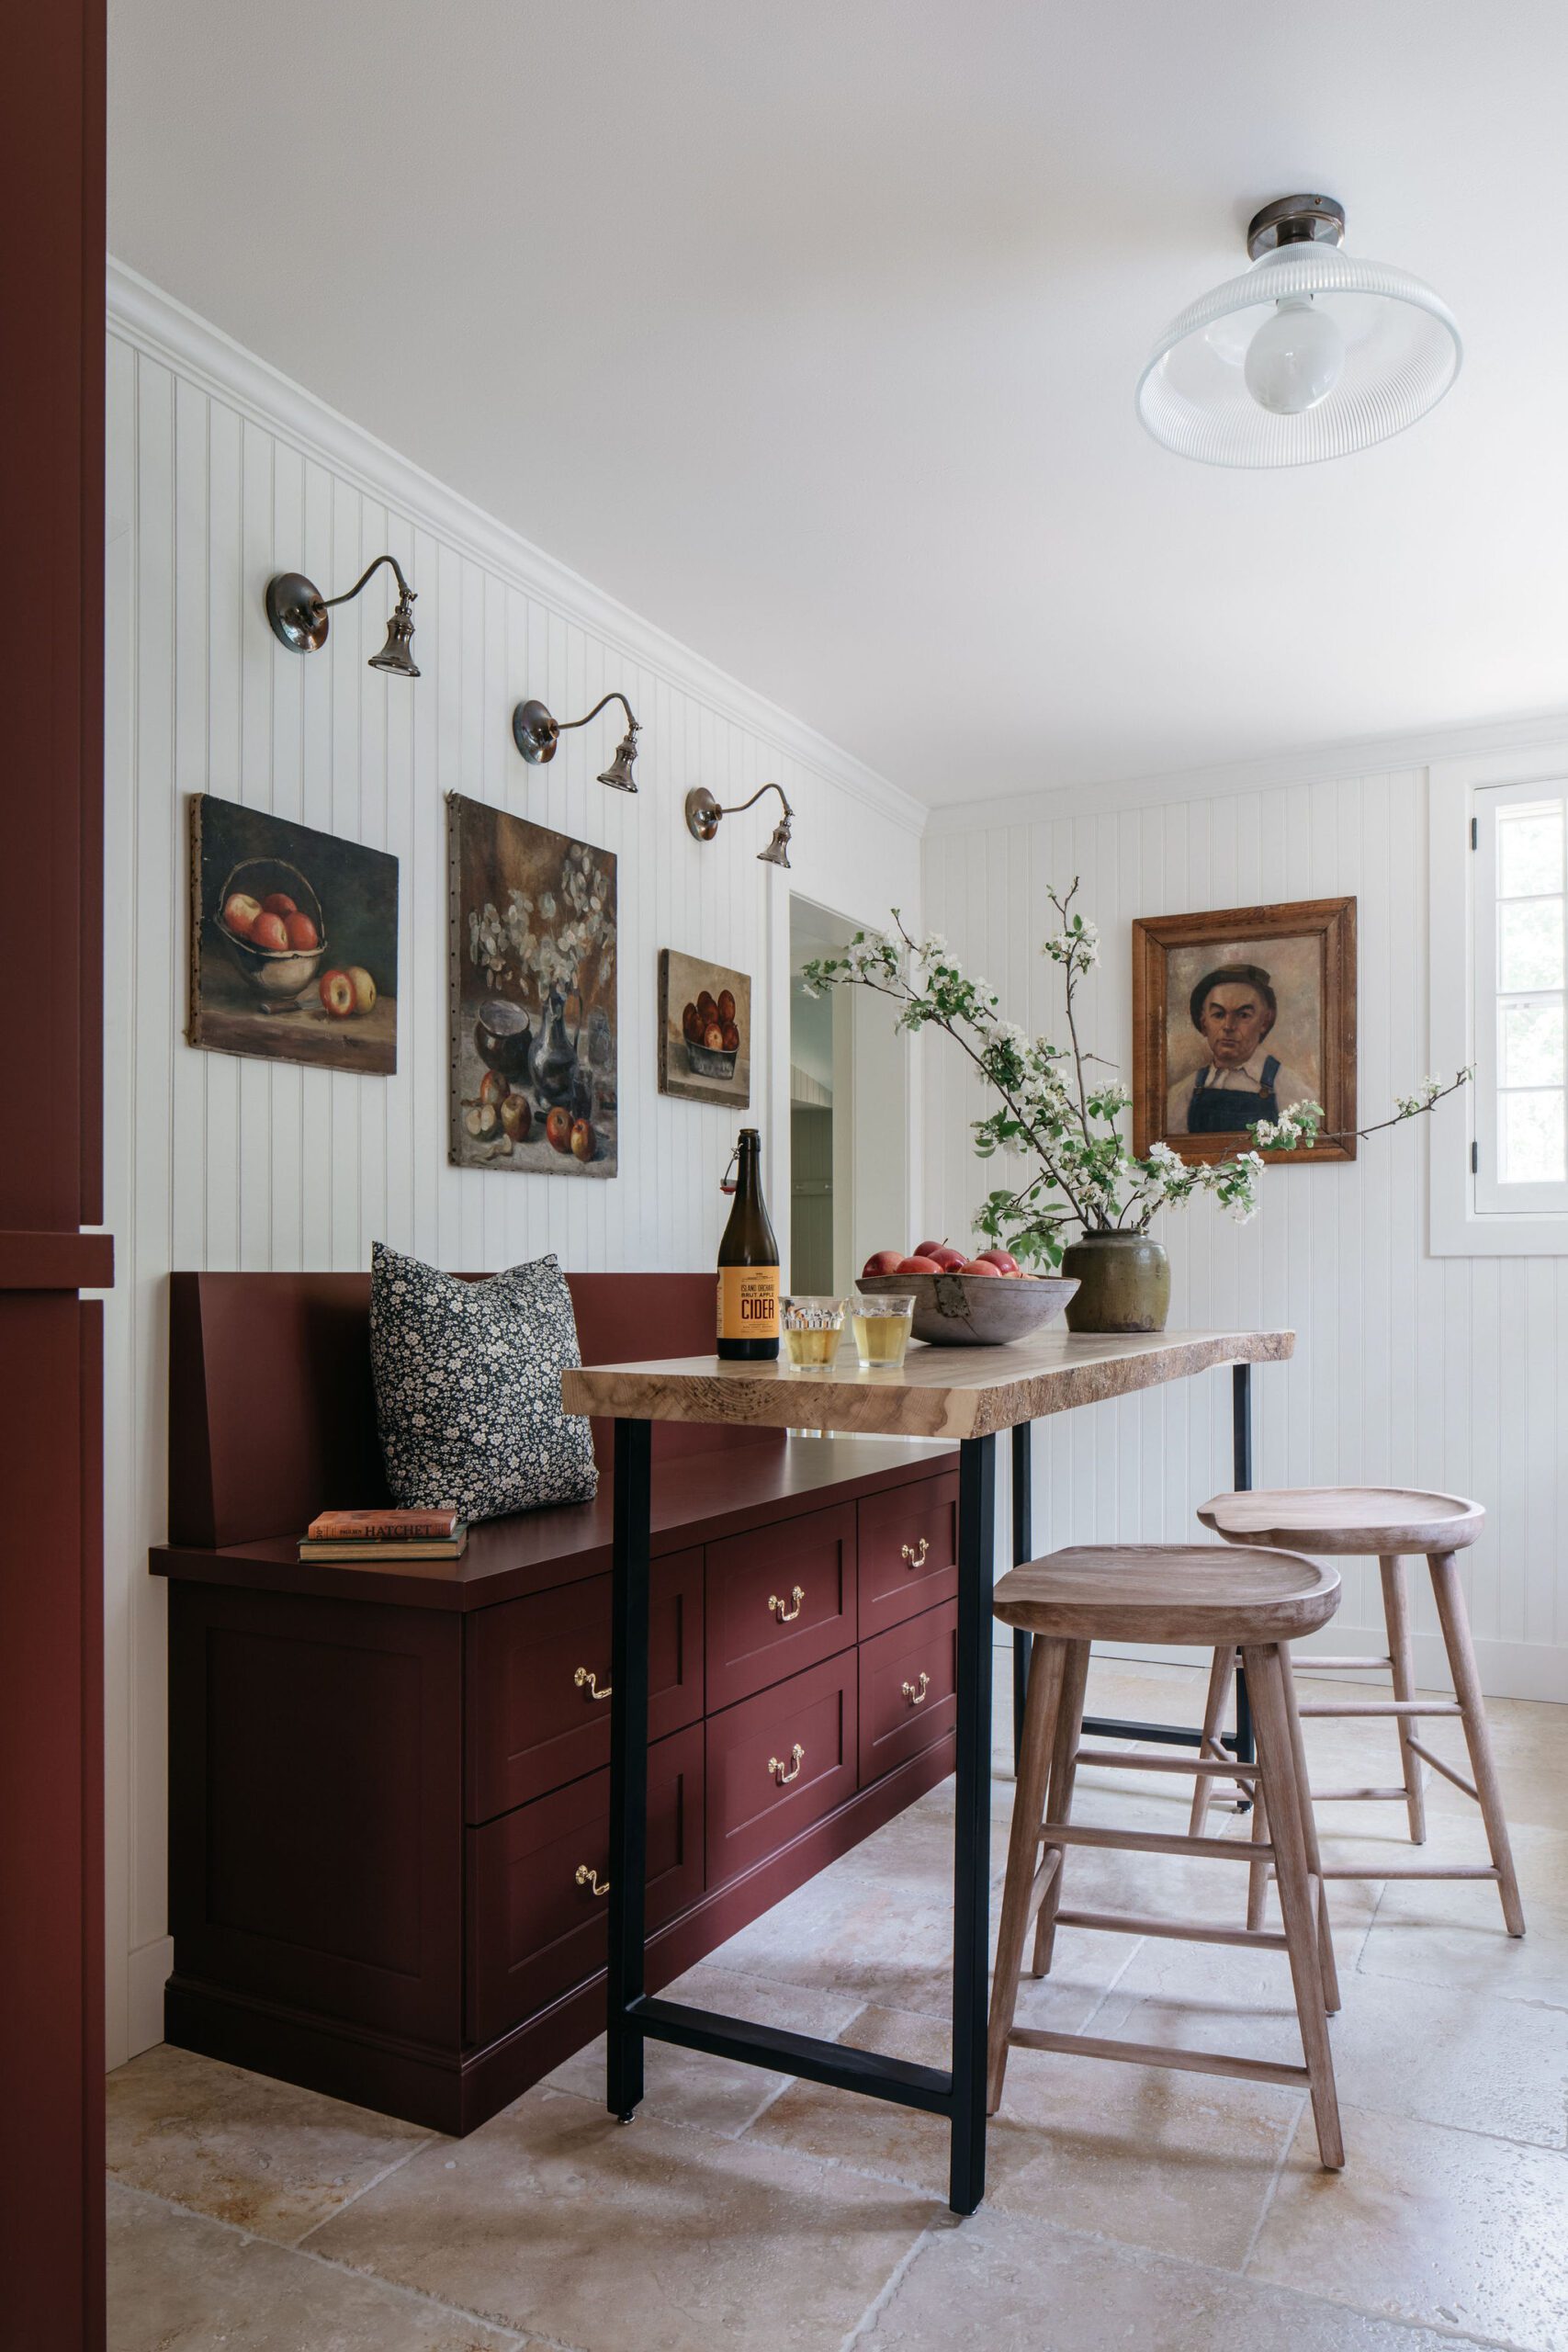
left=108, top=0, right=1568, bottom=808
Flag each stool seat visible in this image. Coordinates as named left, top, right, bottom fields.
left=1197, top=1486, right=1483, bottom=1555
left=994, top=1544, right=1340, bottom=1645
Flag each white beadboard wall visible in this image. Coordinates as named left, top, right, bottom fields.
left=102, top=266, right=925, bottom=2068
left=922, top=761, right=1568, bottom=1707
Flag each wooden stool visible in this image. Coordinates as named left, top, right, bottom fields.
left=988, top=1543, right=1346, bottom=2170
left=1193, top=1488, right=1525, bottom=1939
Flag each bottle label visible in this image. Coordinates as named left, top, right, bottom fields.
left=717, top=1266, right=780, bottom=1341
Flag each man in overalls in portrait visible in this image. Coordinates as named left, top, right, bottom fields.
left=1165, top=962, right=1315, bottom=1136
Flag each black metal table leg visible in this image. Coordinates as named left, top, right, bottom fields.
left=606, top=1417, right=651, bottom=2122
left=949, top=1430, right=996, bottom=2216
left=1232, top=1364, right=1255, bottom=1778
left=1010, top=1421, right=1032, bottom=1768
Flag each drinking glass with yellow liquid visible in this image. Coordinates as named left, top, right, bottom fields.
left=852, top=1292, right=914, bottom=1371
left=782, top=1296, right=846, bottom=1368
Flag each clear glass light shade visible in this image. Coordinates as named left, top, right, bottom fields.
left=1137, top=243, right=1461, bottom=467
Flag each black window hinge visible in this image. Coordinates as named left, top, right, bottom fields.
left=1471, top=816, right=1478, bottom=849
left=1472, top=1139, right=1480, bottom=1173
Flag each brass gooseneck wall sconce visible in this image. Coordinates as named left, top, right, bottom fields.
left=511, top=691, right=641, bottom=792
left=265, top=554, right=420, bottom=677
left=684, top=781, right=794, bottom=868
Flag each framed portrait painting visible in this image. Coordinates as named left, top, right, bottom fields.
left=1132, top=897, right=1357, bottom=1164
left=188, top=793, right=398, bottom=1074
left=657, top=949, right=751, bottom=1108
left=447, top=794, right=618, bottom=1176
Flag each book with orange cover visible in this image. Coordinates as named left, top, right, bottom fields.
left=306, top=1507, right=460, bottom=1542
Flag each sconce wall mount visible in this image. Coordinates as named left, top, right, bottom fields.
left=265, top=554, right=420, bottom=677
left=685, top=781, right=794, bottom=867
left=512, top=691, right=640, bottom=792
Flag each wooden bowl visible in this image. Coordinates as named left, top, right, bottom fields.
left=858, top=1270, right=1079, bottom=1348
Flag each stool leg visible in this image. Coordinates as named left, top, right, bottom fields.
left=1244, top=1644, right=1344, bottom=2170
left=1279, top=1643, right=1339, bottom=2015
left=1380, top=1553, right=1427, bottom=1847
left=1246, top=1766, right=1270, bottom=1931
left=987, top=1635, right=1066, bottom=2114
left=1427, top=1550, right=1526, bottom=1938
left=1188, top=1645, right=1234, bottom=1838
left=1031, top=1638, right=1090, bottom=1978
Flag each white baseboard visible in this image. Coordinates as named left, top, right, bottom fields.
left=126, top=1936, right=173, bottom=2062
left=993, top=1625, right=1567, bottom=1705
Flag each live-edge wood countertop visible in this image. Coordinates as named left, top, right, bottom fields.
left=562, top=1326, right=1295, bottom=1443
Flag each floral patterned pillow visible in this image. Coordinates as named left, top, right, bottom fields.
left=368, top=1242, right=598, bottom=1521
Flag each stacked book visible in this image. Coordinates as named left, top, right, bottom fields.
left=298, top=1507, right=468, bottom=1563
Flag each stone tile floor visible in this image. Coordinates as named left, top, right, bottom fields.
left=107, top=1657, right=1568, bottom=2352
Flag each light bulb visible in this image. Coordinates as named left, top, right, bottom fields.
left=1244, top=295, right=1346, bottom=414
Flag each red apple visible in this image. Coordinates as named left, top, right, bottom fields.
left=927, top=1245, right=968, bottom=1272
left=861, top=1250, right=905, bottom=1278
left=500, top=1093, right=531, bottom=1141
left=251, top=910, right=289, bottom=952
left=896, top=1255, right=943, bottom=1273
left=976, top=1248, right=1021, bottom=1274
left=261, top=891, right=298, bottom=917
left=958, top=1258, right=1002, bottom=1276
left=222, top=891, right=261, bottom=937
left=284, top=910, right=319, bottom=951
left=345, top=966, right=377, bottom=1015
left=545, top=1106, right=572, bottom=1153
left=914, top=1240, right=947, bottom=1260
left=319, top=969, right=355, bottom=1018
left=570, top=1117, right=595, bottom=1162
left=704, top=1023, right=726, bottom=1051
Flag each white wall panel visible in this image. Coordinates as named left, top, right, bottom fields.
left=102, top=271, right=924, bottom=2067
left=923, top=767, right=1568, bottom=1706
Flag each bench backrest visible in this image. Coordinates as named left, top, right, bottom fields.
left=168, top=1268, right=773, bottom=1548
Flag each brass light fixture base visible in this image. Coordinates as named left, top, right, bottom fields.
left=1246, top=194, right=1346, bottom=259
left=512, top=698, right=560, bottom=763
left=265, top=572, right=331, bottom=653
left=684, top=786, right=722, bottom=842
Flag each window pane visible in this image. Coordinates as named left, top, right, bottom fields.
left=1499, top=898, right=1565, bottom=991
left=1501, top=1000, right=1566, bottom=1088
left=1500, top=1089, right=1567, bottom=1184
left=1498, top=807, right=1564, bottom=898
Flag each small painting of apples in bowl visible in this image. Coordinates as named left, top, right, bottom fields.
left=659, top=949, right=750, bottom=1107
left=189, top=793, right=398, bottom=1074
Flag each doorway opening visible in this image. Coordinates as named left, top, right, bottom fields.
left=788, top=896, right=908, bottom=1292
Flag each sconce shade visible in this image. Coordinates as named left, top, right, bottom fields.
left=512, top=698, right=560, bottom=763
left=596, top=729, right=640, bottom=793
left=758, top=818, right=792, bottom=869
left=368, top=590, right=420, bottom=678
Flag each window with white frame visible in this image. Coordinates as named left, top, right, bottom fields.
left=1472, top=778, right=1568, bottom=1215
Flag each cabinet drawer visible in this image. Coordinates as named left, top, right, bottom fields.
left=859, top=1600, right=958, bottom=1786
left=705, top=1502, right=855, bottom=1712
left=857, top=1475, right=959, bottom=1641
left=466, top=1550, right=703, bottom=1823
left=705, top=1652, right=857, bottom=1888
left=466, top=1721, right=703, bottom=2046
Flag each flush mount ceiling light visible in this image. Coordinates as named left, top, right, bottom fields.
left=685, top=782, right=794, bottom=867
left=1136, top=194, right=1461, bottom=468
left=511, top=692, right=641, bottom=791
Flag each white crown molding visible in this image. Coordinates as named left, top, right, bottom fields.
left=107, top=259, right=926, bottom=841
left=922, top=708, right=1568, bottom=834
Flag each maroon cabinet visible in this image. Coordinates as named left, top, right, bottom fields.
left=706, top=1650, right=859, bottom=1888
left=468, top=1723, right=703, bottom=2044
left=705, top=1501, right=855, bottom=1711
left=859, top=1600, right=959, bottom=1785
left=857, top=1474, right=959, bottom=1641
left=466, top=1550, right=703, bottom=1822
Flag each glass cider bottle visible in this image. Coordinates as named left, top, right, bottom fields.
left=716, top=1127, right=780, bottom=1361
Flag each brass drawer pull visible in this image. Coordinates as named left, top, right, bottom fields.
left=902, top=1672, right=931, bottom=1707
left=901, top=1537, right=930, bottom=1571
left=769, top=1585, right=805, bottom=1623
left=573, top=1667, right=612, bottom=1702
left=574, top=1864, right=610, bottom=1898
left=769, top=1743, right=805, bottom=1785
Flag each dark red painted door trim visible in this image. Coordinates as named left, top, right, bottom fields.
left=0, top=0, right=109, bottom=2343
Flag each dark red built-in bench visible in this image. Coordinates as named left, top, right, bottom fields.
left=152, top=1271, right=962, bottom=2132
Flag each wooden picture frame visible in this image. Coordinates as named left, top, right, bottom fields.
left=1132, top=897, right=1357, bottom=1164
left=657, top=949, right=751, bottom=1108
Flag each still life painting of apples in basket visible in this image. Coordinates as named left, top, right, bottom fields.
left=657, top=947, right=750, bottom=1108
left=447, top=793, right=618, bottom=1178
left=187, top=793, right=398, bottom=1074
